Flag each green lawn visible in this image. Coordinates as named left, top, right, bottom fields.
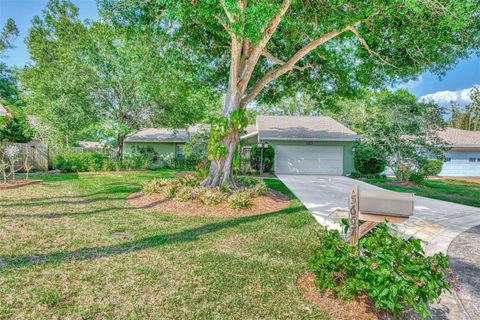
left=364, top=177, right=480, bottom=208
left=0, top=171, right=327, bottom=319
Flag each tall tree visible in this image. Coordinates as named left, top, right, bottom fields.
left=0, top=18, right=22, bottom=105
left=20, top=0, right=220, bottom=156
left=104, top=0, right=480, bottom=187
left=448, top=87, right=480, bottom=131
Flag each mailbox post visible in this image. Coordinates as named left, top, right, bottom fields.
left=334, top=186, right=414, bottom=245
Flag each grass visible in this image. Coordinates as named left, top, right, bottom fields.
left=364, top=177, right=480, bottom=208
left=0, top=171, right=327, bottom=319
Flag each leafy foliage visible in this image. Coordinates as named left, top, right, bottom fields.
left=419, top=159, right=444, bottom=177
left=198, top=188, right=225, bottom=206
left=250, top=144, right=275, bottom=172
left=353, top=141, right=388, bottom=175
left=20, top=0, right=220, bottom=154
left=335, top=90, right=447, bottom=181
left=227, top=191, right=253, bottom=209
left=448, top=87, right=480, bottom=131
left=309, top=224, right=452, bottom=318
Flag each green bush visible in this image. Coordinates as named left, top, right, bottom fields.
left=228, top=191, right=253, bottom=209
left=176, top=186, right=194, bottom=202
left=419, top=159, right=443, bottom=177
left=309, top=224, right=452, bottom=318
left=198, top=188, right=224, bottom=205
left=408, top=172, right=425, bottom=184
left=353, top=142, right=388, bottom=175
left=249, top=180, right=268, bottom=196
left=250, top=144, right=275, bottom=172
left=53, top=151, right=109, bottom=172
left=53, top=151, right=153, bottom=172
left=142, top=178, right=168, bottom=195
left=234, top=176, right=258, bottom=187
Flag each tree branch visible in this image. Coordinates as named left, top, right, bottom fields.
left=236, top=0, right=291, bottom=94
left=345, top=26, right=397, bottom=68
left=261, top=50, right=313, bottom=71
left=220, top=0, right=236, bottom=23
left=240, top=26, right=349, bottom=107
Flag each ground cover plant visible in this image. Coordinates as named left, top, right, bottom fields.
left=364, top=177, right=480, bottom=208
left=309, top=224, right=454, bottom=319
left=0, top=171, right=327, bottom=319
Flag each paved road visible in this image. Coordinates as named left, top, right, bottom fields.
left=278, top=175, right=480, bottom=320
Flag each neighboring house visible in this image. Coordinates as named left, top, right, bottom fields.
left=0, top=102, right=9, bottom=117
left=241, top=116, right=357, bottom=175
left=124, top=125, right=209, bottom=159
left=437, top=127, right=480, bottom=176
left=125, top=116, right=358, bottom=175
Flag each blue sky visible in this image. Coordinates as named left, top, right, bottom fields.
left=1, top=0, right=479, bottom=106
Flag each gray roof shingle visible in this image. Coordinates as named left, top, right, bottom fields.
left=125, top=125, right=209, bottom=142
left=255, top=115, right=357, bottom=141
left=438, top=127, right=480, bottom=148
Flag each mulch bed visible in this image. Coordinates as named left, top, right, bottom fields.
left=297, top=273, right=390, bottom=320
left=0, top=179, right=42, bottom=190
left=127, top=189, right=290, bottom=217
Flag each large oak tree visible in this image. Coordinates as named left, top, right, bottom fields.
left=104, top=0, right=479, bottom=186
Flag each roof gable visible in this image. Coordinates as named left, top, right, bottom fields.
left=438, top=127, right=480, bottom=147
left=255, top=115, right=357, bottom=141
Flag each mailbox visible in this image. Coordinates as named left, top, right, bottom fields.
left=359, top=189, right=414, bottom=217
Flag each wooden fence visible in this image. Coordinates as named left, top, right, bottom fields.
left=0, top=141, right=49, bottom=171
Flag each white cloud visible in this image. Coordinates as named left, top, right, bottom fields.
left=396, top=76, right=423, bottom=90
left=420, top=86, right=478, bottom=108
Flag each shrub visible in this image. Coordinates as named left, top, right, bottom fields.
left=309, top=224, right=452, bottom=319
left=142, top=178, right=166, bottom=195
left=53, top=151, right=108, bottom=172
left=178, top=174, right=198, bottom=187
left=250, top=144, right=275, bottom=172
left=419, top=159, right=443, bottom=177
left=160, top=182, right=179, bottom=199
left=353, top=142, right=388, bottom=175
left=176, top=186, right=194, bottom=202
left=122, top=154, right=150, bottom=170
left=228, top=191, right=253, bottom=209
left=198, top=188, right=224, bottom=205
left=249, top=180, right=268, bottom=196
left=234, top=176, right=258, bottom=187
left=408, top=172, right=425, bottom=184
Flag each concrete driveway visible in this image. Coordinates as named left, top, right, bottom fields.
left=278, top=174, right=480, bottom=320
left=277, top=175, right=480, bottom=255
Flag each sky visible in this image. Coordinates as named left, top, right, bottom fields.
left=1, top=0, right=479, bottom=108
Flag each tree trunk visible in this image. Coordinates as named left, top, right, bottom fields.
left=202, top=90, right=241, bottom=188
left=116, top=135, right=125, bottom=159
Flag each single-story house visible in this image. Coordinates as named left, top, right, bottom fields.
left=437, top=127, right=480, bottom=176
left=124, top=125, right=209, bottom=158
left=124, top=116, right=358, bottom=175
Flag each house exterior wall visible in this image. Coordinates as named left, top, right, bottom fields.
left=124, top=141, right=176, bottom=156
left=439, top=149, right=480, bottom=176
left=252, top=140, right=356, bottom=175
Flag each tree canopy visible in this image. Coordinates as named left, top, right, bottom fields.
left=20, top=0, right=221, bottom=154
left=102, top=0, right=480, bottom=186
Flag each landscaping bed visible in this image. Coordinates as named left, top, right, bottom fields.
left=128, top=188, right=289, bottom=217
left=0, top=179, right=42, bottom=189
left=130, top=174, right=291, bottom=217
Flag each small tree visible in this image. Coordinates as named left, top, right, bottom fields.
left=353, top=141, right=387, bottom=175
left=250, top=144, right=275, bottom=173
left=4, top=144, right=20, bottom=181
left=339, top=90, right=447, bottom=182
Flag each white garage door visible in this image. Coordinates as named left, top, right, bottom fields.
left=275, top=145, right=343, bottom=175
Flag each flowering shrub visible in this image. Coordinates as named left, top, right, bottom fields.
left=309, top=224, right=453, bottom=319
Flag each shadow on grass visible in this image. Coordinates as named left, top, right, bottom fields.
left=0, top=206, right=304, bottom=270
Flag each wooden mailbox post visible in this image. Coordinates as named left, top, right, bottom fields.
left=333, top=186, right=414, bottom=245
